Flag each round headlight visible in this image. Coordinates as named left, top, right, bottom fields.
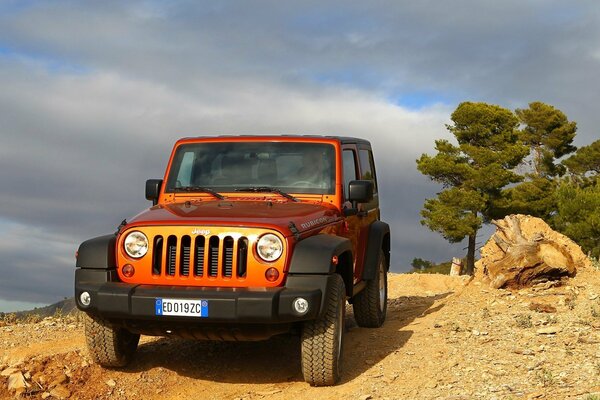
left=124, top=231, right=148, bottom=258
left=257, top=233, right=283, bottom=262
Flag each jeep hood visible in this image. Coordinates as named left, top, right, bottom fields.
left=126, top=200, right=341, bottom=237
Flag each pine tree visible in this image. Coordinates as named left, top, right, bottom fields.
left=515, top=101, right=577, bottom=178
left=417, top=102, right=528, bottom=274
left=562, top=139, right=600, bottom=178
left=553, top=179, right=600, bottom=258
left=499, top=102, right=578, bottom=220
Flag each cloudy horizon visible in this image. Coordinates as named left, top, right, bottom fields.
left=1, top=1, right=598, bottom=312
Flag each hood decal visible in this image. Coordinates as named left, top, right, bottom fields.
left=299, top=216, right=334, bottom=230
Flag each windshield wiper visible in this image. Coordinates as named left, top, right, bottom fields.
left=173, top=186, right=225, bottom=200
left=234, top=186, right=299, bottom=202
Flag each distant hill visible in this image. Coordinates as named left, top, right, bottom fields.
left=2, top=297, right=77, bottom=320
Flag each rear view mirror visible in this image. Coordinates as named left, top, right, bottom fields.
left=347, top=180, right=374, bottom=203
left=145, top=179, right=163, bottom=205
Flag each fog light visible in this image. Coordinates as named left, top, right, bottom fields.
left=265, top=267, right=279, bottom=282
left=122, top=264, right=135, bottom=278
left=80, top=291, right=91, bottom=307
left=293, top=297, right=309, bottom=315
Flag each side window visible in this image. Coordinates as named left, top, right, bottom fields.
left=342, top=150, right=358, bottom=200
left=358, top=149, right=378, bottom=193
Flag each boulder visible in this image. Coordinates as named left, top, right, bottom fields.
left=476, top=214, right=591, bottom=289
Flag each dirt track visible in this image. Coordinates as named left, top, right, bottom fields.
left=3, top=272, right=600, bottom=399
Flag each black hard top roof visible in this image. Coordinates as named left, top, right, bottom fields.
left=180, top=134, right=371, bottom=146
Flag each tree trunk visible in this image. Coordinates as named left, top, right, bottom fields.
left=465, top=232, right=476, bottom=275
left=482, top=215, right=577, bottom=288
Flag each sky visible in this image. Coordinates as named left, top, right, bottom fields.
left=0, top=0, right=599, bottom=311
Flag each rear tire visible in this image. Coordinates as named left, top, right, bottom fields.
left=301, top=274, right=346, bottom=386
left=84, top=314, right=140, bottom=367
left=353, top=250, right=387, bottom=328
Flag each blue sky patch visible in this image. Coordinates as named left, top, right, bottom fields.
left=0, top=43, right=90, bottom=75
left=390, top=91, right=456, bottom=110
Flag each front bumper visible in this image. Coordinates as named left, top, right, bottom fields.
left=75, top=269, right=332, bottom=324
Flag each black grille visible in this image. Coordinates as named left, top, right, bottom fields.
left=209, top=236, right=219, bottom=277
left=237, top=238, right=248, bottom=277
left=223, top=237, right=234, bottom=277
left=152, top=234, right=249, bottom=279
left=180, top=236, right=191, bottom=276
left=194, top=236, right=205, bottom=277
left=152, top=236, right=163, bottom=275
left=167, top=236, right=177, bottom=276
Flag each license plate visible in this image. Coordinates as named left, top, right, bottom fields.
left=155, top=298, right=208, bottom=317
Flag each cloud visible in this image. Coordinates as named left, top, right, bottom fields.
left=0, top=0, right=598, bottom=305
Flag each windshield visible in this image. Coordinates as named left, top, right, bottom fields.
left=165, top=142, right=336, bottom=195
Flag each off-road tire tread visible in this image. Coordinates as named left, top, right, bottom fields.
left=84, top=314, right=140, bottom=368
left=301, top=274, right=345, bottom=386
left=353, top=250, right=387, bottom=328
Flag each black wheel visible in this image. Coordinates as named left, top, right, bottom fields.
left=84, top=314, right=140, bottom=367
left=301, top=274, right=346, bottom=386
left=353, top=250, right=387, bottom=328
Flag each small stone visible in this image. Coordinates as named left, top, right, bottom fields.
left=472, top=329, right=480, bottom=336
left=49, top=373, right=68, bottom=388
left=526, top=391, right=544, bottom=399
left=7, top=372, right=28, bottom=393
left=537, top=327, right=559, bottom=335
left=358, top=395, right=372, bottom=400
left=589, top=293, right=598, bottom=301
left=41, top=392, right=51, bottom=399
left=529, top=302, right=557, bottom=313
left=1, top=367, right=18, bottom=377
left=49, top=384, right=71, bottom=399
left=256, top=389, right=282, bottom=396
left=106, top=379, right=117, bottom=387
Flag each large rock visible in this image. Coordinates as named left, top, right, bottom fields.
left=476, top=214, right=591, bottom=289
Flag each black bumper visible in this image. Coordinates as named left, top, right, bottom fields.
left=75, top=269, right=333, bottom=324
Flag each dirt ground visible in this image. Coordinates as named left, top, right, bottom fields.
left=2, top=270, right=600, bottom=400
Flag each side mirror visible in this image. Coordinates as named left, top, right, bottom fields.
left=145, top=179, right=163, bottom=205
left=348, top=180, right=374, bottom=203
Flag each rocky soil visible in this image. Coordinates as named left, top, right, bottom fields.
left=2, top=269, right=600, bottom=400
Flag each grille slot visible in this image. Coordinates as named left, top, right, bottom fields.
left=208, top=236, right=220, bottom=277
left=150, top=233, right=253, bottom=281
left=152, top=236, right=163, bottom=275
left=167, top=236, right=177, bottom=276
left=237, top=237, right=248, bottom=277
left=180, top=235, right=191, bottom=276
left=222, top=236, right=234, bottom=277
left=194, top=236, right=205, bottom=277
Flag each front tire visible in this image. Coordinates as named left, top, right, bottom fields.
left=353, top=250, right=387, bottom=328
left=301, top=274, right=346, bottom=386
left=84, top=314, right=140, bottom=367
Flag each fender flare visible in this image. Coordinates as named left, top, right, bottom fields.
left=76, top=234, right=117, bottom=270
left=362, top=221, right=391, bottom=280
left=288, top=234, right=353, bottom=274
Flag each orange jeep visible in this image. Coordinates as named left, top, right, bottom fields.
left=75, top=135, right=390, bottom=386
